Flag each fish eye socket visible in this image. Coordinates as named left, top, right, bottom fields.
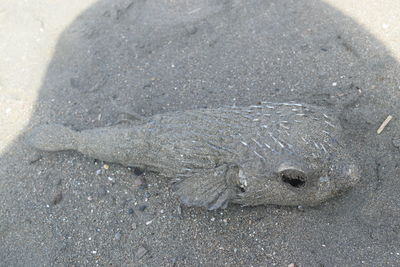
left=238, top=186, right=246, bottom=193
left=280, top=169, right=307, bottom=188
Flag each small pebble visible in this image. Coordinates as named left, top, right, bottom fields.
left=52, top=192, right=63, bottom=205
left=138, top=183, right=147, bottom=190
left=97, top=187, right=107, bottom=197
left=120, top=197, right=128, bottom=208
left=55, top=178, right=62, bottom=186
left=332, top=82, right=337, bottom=86
left=185, top=24, right=198, bottom=35
left=96, top=169, right=102, bottom=175
left=128, top=208, right=135, bottom=215
left=288, top=264, right=297, bottom=267
left=133, top=168, right=144, bottom=176
left=145, top=220, right=153, bottom=225
left=131, top=223, right=137, bottom=230
left=144, top=192, right=151, bottom=198
left=392, top=138, right=400, bottom=148
left=143, top=83, right=151, bottom=89
left=132, top=177, right=146, bottom=189
left=138, top=205, right=147, bottom=212
left=170, top=257, right=177, bottom=266
left=70, top=78, right=80, bottom=88
left=114, top=232, right=122, bottom=240
left=135, top=246, right=148, bottom=259
left=210, top=217, right=215, bottom=222
left=176, top=205, right=182, bottom=215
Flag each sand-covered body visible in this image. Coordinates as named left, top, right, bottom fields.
left=28, top=102, right=359, bottom=210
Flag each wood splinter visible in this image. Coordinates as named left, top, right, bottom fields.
left=377, top=115, right=393, bottom=134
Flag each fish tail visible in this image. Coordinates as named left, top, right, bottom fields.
left=27, top=124, right=78, bottom=152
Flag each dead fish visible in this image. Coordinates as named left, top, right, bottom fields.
left=27, top=102, right=359, bottom=210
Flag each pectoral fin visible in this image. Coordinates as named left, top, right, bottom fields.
left=173, top=164, right=239, bottom=210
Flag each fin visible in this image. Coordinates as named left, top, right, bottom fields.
left=26, top=124, right=78, bottom=152
left=173, top=164, right=239, bottom=210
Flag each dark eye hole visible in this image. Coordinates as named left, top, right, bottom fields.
left=280, top=170, right=307, bottom=188
left=236, top=185, right=246, bottom=193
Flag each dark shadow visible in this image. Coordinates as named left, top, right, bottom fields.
left=1, top=0, right=400, bottom=265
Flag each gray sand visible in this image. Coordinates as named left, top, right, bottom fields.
left=1, top=0, right=400, bottom=266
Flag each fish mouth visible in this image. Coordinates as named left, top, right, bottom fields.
left=312, top=163, right=360, bottom=204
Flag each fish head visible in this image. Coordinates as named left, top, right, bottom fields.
left=232, top=151, right=360, bottom=207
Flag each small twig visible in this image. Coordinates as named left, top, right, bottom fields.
left=377, top=115, right=393, bottom=134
